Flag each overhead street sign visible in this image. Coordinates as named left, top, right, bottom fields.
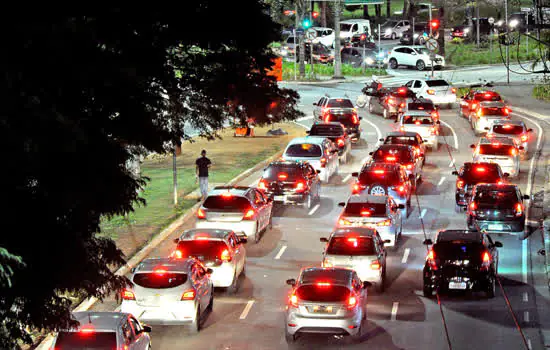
left=521, top=7, right=532, bottom=12
left=426, top=38, right=439, bottom=52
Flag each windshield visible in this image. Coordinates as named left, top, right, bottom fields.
left=133, top=272, right=187, bottom=289
left=403, top=115, right=434, bottom=125
left=340, top=23, right=353, bottom=31
left=326, top=236, right=376, bottom=255
left=434, top=242, right=484, bottom=261
left=461, top=164, right=502, bottom=184
left=54, top=332, right=117, bottom=349
left=285, top=143, right=322, bottom=158
left=414, top=47, right=431, bottom=55
left=359, top=169, right=400, bottom=186
left=425, top=80, right=449, bottom=87
left=343, top=202, right=387, bottom=217
left=263, top=165, right=302, bottom=181
left=474, top=189, right=518, bottom=207
left=309, top=125, right=344, bottom=137
left=176, top=240, right=229, bottom=261
left=384, top=136, right=419, bottom=146
left=327, top=99, right=354, bottom=108
left=382, top=20, right=398, bottom=27
left=372, top=148, right=413, bottom=163
left=203, top=196, right=251, bottom=210
left=296, top=284, right=350, bottom=302
left=478, top=144, right=515, bottom=156
left=492, top=124, right=524, bottom=135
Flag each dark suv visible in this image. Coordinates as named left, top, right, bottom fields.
left=369, top=144, right=422, bottom=189
left=313, top=97, right=362, bottom=142
left=307, top=122, right=352, bottom=163
left=351, top=162, right=412, bottom=217
left=380, top=131, right=426, bottom=166
left=452, top=162, right=508, bottom=212
left=466, top=183, right=529, bottom=236
left=423, top=230, right=502, bottom=298
left=257, top=161, right=321, bottom=210
left=366, top=86, right=417, bottom=120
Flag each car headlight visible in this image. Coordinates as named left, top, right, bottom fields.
left=510, top=19, right=519, bottom=28
left=399, top=32, right=403, bottom=37
left=497, top=20, right=504, bottom=26
left=464, top=28, right=470, bottom=33
left=413, top=33, right=419, bottom=38
left=385, top=28, right=392, bottom=35
left=377, top=51, right=385, bottom=58
left=280, top=49, right=288, bottom=56
left=365, top=57, right=375, bottom=65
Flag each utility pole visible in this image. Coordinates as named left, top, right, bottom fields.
left=476, top=6, right=480, bottom=47
left=298, top=0, right=306, bottom=78
left=505, top=0, right=510, bottom=84
left=172, top=148, right=178, bottom=206
left=333, top=0, right=344, bottom=79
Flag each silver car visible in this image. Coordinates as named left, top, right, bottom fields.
left=51, top=312, right=152, bottom=349
left=336, top=194, right=403, bottom=248
left=121, top=257, right=213, bottom=332
left=470, top=137, right=522, bottom=178
left=398, top=111, right=440, bottom=150
left=486, top=119, right=533, bottom=158
left=320, top=228, right=389, bottom=293
left=284, top=267, right=370, bottom=344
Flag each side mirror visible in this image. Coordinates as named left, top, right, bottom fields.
left=206, top=268, right=214, bottom=274
left=519, top=146, right=525, bottom=150
left=363, top=281, right=372, bottom=288
left=527, top=128, right=533, bottom=132
left=338, top=202, right=345, bottom=207
left=494, top=241, right=503, bottom=248
left=359, top=117, right=363, bottom=120
left=436, top=121, right=441, bottom=124
left=369, top=152, right=373, bottom=155
left=484, top=127, right=490, bottom=130
left=320, top=237, right=329, bottom=243
left=397, top=204, right=405, bottom=209
left=523, top=194, right=530, bottom=200
left=142, top=325, right=152, bottom=333
left=423, top=238, right=433, bottom=245
left=379, top=138, right=385, bottom=142
left=286, top=278, right=296, bottom=286
left=452, top=171, right=458, bottom=175
left=503, top=172, right=510, bottom=177
left=313, top=102, right=317, bottom=106
left=316, top=169, right=321, bottom=174
left=352, top=172, right=359, bottom=177
left=383, top=239, right=391, bottom=244
left=470, top=144, right=476, bottom=149
left=239, top=237, right=248, bottom=244
left=173, top=238, right=179, bottom=244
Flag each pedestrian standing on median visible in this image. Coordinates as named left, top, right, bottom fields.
left=196, top=149, right=212, bottom=202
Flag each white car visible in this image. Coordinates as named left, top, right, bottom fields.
left=386, top=45, right=445, bottom=71
left=397, top=111, right=440, bottom=150
left=486, top=119, right=533, bottom=157
left=121, top=257, right=213, bottom=331
left=307, top=26, right=335, bottom=48
left=377, top=19, right=410, bottom=39
left=195, top=186, right=273, bottom=243
left=172, top=228, right=246, bottom=292
left=470, top=101, right=512, bottom=136
left=340, top=19, right=371, bottom=42
left=282, top=136, right=339, bottom=183
left=405, top=79, right=457, bottom=107
left=470, top=137, right=522, bottom=178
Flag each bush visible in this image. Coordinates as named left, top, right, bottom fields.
left=533, top=84, right=550, bottom=102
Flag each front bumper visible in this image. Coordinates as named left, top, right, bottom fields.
left=196, top=220, right=257, bottom=239
left=121, top=300, right=197, bottom=325
left=471, top=218, right=525, bottom=234
left=285, top=309, right=363, bottom=336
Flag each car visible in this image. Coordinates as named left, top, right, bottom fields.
left=340, top=19, right=372, bottom=43
left=404, top=79, right=457, bottom=108
left=121, top=257, right=213, bottom=331
left=369, top=144, right=423, bottom=189
left=397, top=111, right=440, bottom=150
left=51, top=312, right=152, bottom=350
left=400, top=22, right=429, bottom=45
left=469, top=101, right=511, bottom=135
left=294, top=42, right=334, bottom=64
left=451, top=18, right=493, bottom=39
left=284, top=267, right=370, bottom=343
left=282, top=137, right=339, bottom=183
left=351, top=162, right=413, bottom=217
left=335, top=194, right=403, bottom=248
left=257, top=160, right=321, bottom=209
left=367, top=86, right=416, bottom=120
left=171, top=228, right=247, bottom=292
left=281, top=35, right=297, bottom=60
left=376, top=19, right=411, bottom=40
left=452, top=162, right=509, bottom=212
left=422, top=230, right=503, bottom=298
left=307, top=122, right=352, bottom=163
left=313, top=97, right=362, bottom=142
left=386, top=45, right=445, bottom=71
left=350, top=32, right=378, bottom=47
left=486, top=119, right=533, bottom=157
left=320, top=228, right=389, bottom=292
left=341, top=47, right=385, bottom=68
left=398, top=97, right=439, bottom=121
left=506, top=12, right=536, bottom=32
left=195, top=186, right=273, bottom=243
left=466, top=183, right=529, bottom=236
left=458, top=89, right=504, bottom=119
left=307, top=26, right=335, bottom=48
left=380, top=131, right=427, bottom=166
left=470, top=137, right=522, bottom=178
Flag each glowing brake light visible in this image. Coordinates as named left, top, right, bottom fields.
left=521, top=134, right=528, bottom=142
left=220, top=249, right=232, bottom=262
left=515, top=203, right=524, bottom=217
left=316, top=282, right=332, bottom=287
left=324, top=115, right=331, bottom=123
left=451, top=88, right=457, bottom=94
left=400, top=102, right=406, bottom=108
left=80, top=327, right=95, bottom=334
left=398, top=87, right=406, bottom=94
left=427, top=249, right=438, bottom=270
left=475, top=167, right=486, bottom=172
left=374, top=169, right=385, bottom=174
left=172, top=249, right=183, bottom=259
left=477, top=109, right=483, bottom=117
left=221, top=191, right=232, bottom=198
left=243, top=209, right=255, bottom=220
left=503, top=108, right=510, bottom=115
left=471, top=103, right=477, bottom=110
left=360, top=210, right=371, bottom=217
left=470, top=201, right=477, bottom=211
left=376, top=219, right=391, bottom=226
left=197, top=208, right=206, bottom=219
left=427, top=89, right=435, bottom=95
left=352, top=114, right=359, bottom=124
left=482, top=251, right=491, bottom=263
left=397, top=185, right=405, bottom=193
left=456, top=180, right=465, bottom=189
left=415, top=120, right=421, bottom=125
left=339, top=218, right=352, bottom=225
left=347, top=294, right=358, bottom=309
left=427, top=249, right=434, bottom=261
left=370, top=260, right=381, bottom=270
left=154, top=268, right=167, bottom=275
left=278, top=173, right=288, bottom=180
left=289, top=293, right=298, bottom=307
left=386, top=156, right=397, bottom=161
left=121, top=289, right=136, bottom=300
left=258, top=179, right=267, bottom=190
left=484, top=93, right=492, bottom=97
left=295, top=181, right=305, bottom=192
left=320, top=157, right=327, bottom=168
left=510, top=148, right=518, bottom=156
left=181, top=290, right=196, bottom=300
left=352, top=182, right=361, bottom=194
left=503, top=124, right=512, bottom=129
left=360, top=34, right=366, bottom=40
left=337, top=138, right=345, bottom=147
left=406, top=163, right=413, bottom=170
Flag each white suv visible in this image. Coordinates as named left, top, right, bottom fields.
left=470, top=137, right=522, bottom=178
left=386, top=45, right=445, bottom=71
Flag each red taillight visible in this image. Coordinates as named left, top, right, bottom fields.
left=415, top=120, right=421, bottom=125
left=456, top=180, right=465, bottom=189
left=352, top=182, right=361, bottom=194
left=121, top=289, right=135, bottom=301
left=475, top=167, right=486, bottom=172
left=504, top=108, right=510, bottom=115
left=360, top=34, right=366, bottom=40
left=515, top=203, right=524, bottom=217
left=221, top=191, right=232, bottom=198
left=352, top=114, right=359, bottom=124
left=370, top=260, right=381, bottom=270
left=484, top=93, right=492, bottom=97
left=295, top=181, right=305, bottom=193
left=470, top=201, right=477, bottom=212
left=386, top=156, right=396, bottom=161
left=426, top=249, right=438, bottom=270
left=360, top=210, right=371, bottom=217
left=316, top=282, right=332, bottom=287
left=376, top=219, right=391, bottom=226
left=483, top=251, right=491, bottom=263
left=510, top=148, right=518, bottom=156
left=172, top=249, right=183, bottom=259
left=427, top=89, right=435, bottom=95
left=221, top=249, right=232, bottom=262
left=197, top=208, right=206, bottom=219
left=339, top=218, right=351, bottom=225
left=406, top=163, right=413, bottom=170
left=181, top=290, right=196, bottom=300
left=398, top=87, right=406, bottom=94
left=374, top=169, right=385, bottom=174
left=324, top=115, right=331, bottom=122
left=258, top=179, right=267, bottom=191
left=347, top=294, right=358, bottom=309
left=278, top=173, right=288, bottom=180
left=398, top=185, right=405, bottom=193
left=243, top=209, right=255, bottom=220
left=481, top=251, right=491, bottom=270
left=80, top=327, right=95, bottom=334
left=521, top=134, right=528, bottom=142
left=431, top=111, right=439, bottom=119
left=337, top=138, right=345, bottom=147
left=289, top=293, right=298, bottom=307
left=320, top=157, right=327, bottom=168
left=154, top=268, right=167, bottom=276
left=471, top=103, right=478, bottom=110
left=400, top=102, right=406, bottom=108
left=388, top=97, right=395, bottom=105
left=451, top=88, right=457, bottom=94
left=430, top=126, right=437, bottom=135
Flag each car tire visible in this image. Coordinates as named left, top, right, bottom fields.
left=206, top=289, right=214, bottom=312
left=377, top=271, right=386, bottom=293
left=423, top=284, right=433, bottom=298
left=227, top=272, right=239, bottom=294
left=303, top=193, right=312, bottom=211
left=190, top=308, right=201, bottom=334
left=487, top=276, right=496, bottom=298
left=285, top=329, right=296, bottom=344
left=391, top=32, right=396, bottom=40
left=416, top=60, right=426, bottom=71
left=368, top=101, right=375, bottom=114
left=389, top=58, right=398, bottom=69
left=399, top=218, right=403, bottom=236
left=254, top=223, right=261, bottom=244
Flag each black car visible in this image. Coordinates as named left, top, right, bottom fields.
left=399, top=97, right=439, bottom=121
left=316, top=100, right=362, bottom=142
left=307, top=122, right=352, bottom=163
left=380, top=131, right=426, bottom=166
left=452, top=162, right=508, bottom=212
left=341, top=47, right=385, bottom=68
left=400, top=22, right=429, bottom=45
left=466, top=183, right=529, bottom=236
left=451, top=18, right=492, bottom=39
left=423, top=230, right=502, bottom=298
left=294, top=43, right=334, bottom=64
left=350, top=32, right=376, bottom=47
left=257, top=161, right=321, bottom=210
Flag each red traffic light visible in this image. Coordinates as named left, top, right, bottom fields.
left=312, top=11, right=319, bottom=18
left=430, top=20, right=440, bottom=30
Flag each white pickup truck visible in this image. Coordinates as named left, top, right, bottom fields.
left=397, top=111, right=440, bottom=150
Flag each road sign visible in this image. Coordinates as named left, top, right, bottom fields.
left=426, top=38, right=439, bottom=52
left=521, top=7, right=532, bottom=12
left=488, top=17, right=495, bottom=24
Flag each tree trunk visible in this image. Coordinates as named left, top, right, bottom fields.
left=333, top=0, right=343, bottom=79
left=363, top=4, right=370, bottom=19
left=387, top=0, right=392, bottom=18
left=402, top=0, right=409, bottom=19
left=321, top=1, right=327, bottom=27
left=408, top=0, right=415, bottom=40
left=375, top=4, right=381, bottom=18
left=298, top=0, right=306, bottom=77
left=437, top=5, right=445, bottom=56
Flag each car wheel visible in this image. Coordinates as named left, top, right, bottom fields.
left=376, top=270, right=386, bottom=293
left=423, top=284, right=433, bottom=298
left=399, top=219, right=403, bottom=236
left=227, top=272, right=239, bottom=294
left=303, top=193, right=312, bottom=211
left=383, top=108, right=389, bottom=119
left=190, top=308, right=201, bottom=333
left=368, top=102, right=375, bottom=114
left=416, top=60, right=426, bottom=71
left=487, top=276, right=496, bottom=298
left=254, top=223, right=260, bottom=244
left=147, top=343, right=152, bottom=350
left=389, top=58, right=398, bottom=69
left=391, top=32, right=396, bottom=40
left=369, top=184, right=386, bottom=196
left=285, top=329, right=296, bottom=343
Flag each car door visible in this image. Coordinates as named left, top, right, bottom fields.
left=192, top=263, right=210, bottom=313
left=412, top=148, right=422, bottom=177
left=314, top=97, right=325, bottom=119
left=250, top=190, right=266, bottom=230
left=228, top=233, right=244, bottom=274
left=128, top=316, right=149, bottom=350
left=411, top=80, right=423, bottom=95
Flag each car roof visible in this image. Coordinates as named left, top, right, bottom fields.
left=474, top=183, right=517, bottom=190
left=68, top=312, right=128, bottom=331
left=402, top=111, right=433, bottom=117
left=267, top=160, right=305, bottom=168
left=134, top=257, right=195, bottom=273
left=288, top=136, right=326, bottom=145
left=478, top=101, right=506, bottom=107
left=491, top=119, right=524, bottom=126
left=363, top=162, right=402, bottom=171
left=479, top=136, right=515, bottom=145
left=347, top=193, right=388, bottom=204
left=331, top=227, right=378, bottom=238
left=300, top=267, right=354, bottom=285
left=210, top=186, right=251, bottom=196
left=376, top=144, right=413, bottom=152
left=385, top=131, right=421, bottom=138
left=435, top=230, right=483, bottom=243
left=178, top=228, right=233, bottom=241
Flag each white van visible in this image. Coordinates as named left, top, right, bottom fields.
left=340, top=19, right=371, bottom=41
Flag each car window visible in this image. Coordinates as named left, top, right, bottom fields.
left=285, top=143, right=323, bottom=157
left=414, top=81, right=422, bottom=88
left=474, top=189, right=519, bottom=207
left=492, top=124, right=524, bottom=135
left=403, top=115, right=434, bottom=125
left=394, top=48, right=406, bottom=53
left=54, top=332, right=118, bottom=349
left=344, top=202, right=387, bottom=217
left=478, top=144, right=516, bottom=156
left=461, top=164, right=502, bottom=184
left=384, top=136, right=418, bottom=146
left=414, top=47, right=431, bottom=55
left=286, top=36, right=295, bottom=44
left=372, top=148, right=414, bottom=163
left=133, top=272, right=188, bottom=289
left=352, top=24, right=358, bottom=31
left=326, top=236, right=376, bottom=255
left=360, top=167, right=400, bottom=186
left=254, top=190, right=265, bottom=204
left=480, top=106, right=508, bottom=116
left=176, top=240, right=229, bottom=261
left=310, top=124, right=345, bottom=137
left=203, top=195, right=251, bottom=210
left=408, top=101, right=434, bottom=111
left=296, top=284, right=351, bottom=302
left=434, top=242, right=484, bottom=260
left=405, top=81, right=413, bottom=87
left=327, top=99, right=354, bottom=108
left=263, top=164, right=302, bottom=181
left=474, top=92, right=501, bottom=101
left=425, top=80, right=449, bottom=87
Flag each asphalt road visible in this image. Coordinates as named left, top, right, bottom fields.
left=88, top=81, right=550, bottom=349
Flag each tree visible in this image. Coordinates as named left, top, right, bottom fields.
left=387, top=0, right=392, bottom=18
left=0, top=3, right=303, bottom=347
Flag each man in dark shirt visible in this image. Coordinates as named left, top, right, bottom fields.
left=196, top=149, right=212, bottom=201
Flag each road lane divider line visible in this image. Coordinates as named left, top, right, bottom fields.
left=296, top=116, right=313, bottom=121
left=391, top=302, right=399, bottom=321
left=419, top=209, right=427, bottom=219
left=308, top=204, right=320, bottom=216
left=343, top=174, right=352, bottom=183
left=437, top=177, right=446, bottom=186
left=524, top=311, right=529, bottom=323
left=517, top=113, right=543, bottom=197
left=361, top=116, right=382, bottom=148
left=522, top=239, right=528, bottom=284
left=439, top=120, right=459, bottom=150
left=527, top=338, right=532, bottom=350
left=240, top=300, right=255, bottom=320
left=448, top=159, right=455, bottom=168
left=401, top=248, right=410, bottom=264
left=523, top=292, right=528, bottom=302
left=274, top=245, right=287, bottom=260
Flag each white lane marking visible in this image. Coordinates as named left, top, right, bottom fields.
left=522, top=239, right=528, bottom=284
left=448, top=159, right=455, bottom=168
left=439, top=120, right=459, bottom=149
left=437, top=177, right=446, bottom=186
left=308, top=204, right=320, bottom=216
left=391, top=302, right=399, bottom=321
left=524, top=311, right=530, bottom=322
left=361, top=154, right=371, bottom=165
left=343, top=174, right=352, bottom=183
left=274, top=245, right=287, bottom=260
left=419, top=209, right=427, bottom=219
left=292, top=121, right=310, bottom=130
left=401, top=248, right=410, bottom=264
left=523, top=292, right=529, bottom=302
left=239, top=300, right=255, bottom=319
left=361, top=116, right=382, bottom=147
left=296, top=115, right=313, bottom=121
left=527, top=338, right=532, bottom=350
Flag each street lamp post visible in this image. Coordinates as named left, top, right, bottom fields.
left=505, top=0, right=510, bottom=84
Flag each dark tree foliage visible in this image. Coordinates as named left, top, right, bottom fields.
left=0, top=3, right=303, bottom=347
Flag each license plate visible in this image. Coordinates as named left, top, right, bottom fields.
left=351, top=222, right=363, bottom=227
left=273, top=195, right=285, bottom=201
left=488, top=224, right=503, bottom=231
left=449, top=282, right=467, bottom=290
left=313, top=306, right=333, bottom=313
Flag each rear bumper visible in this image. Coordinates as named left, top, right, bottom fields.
left=429, top=94, right=456, bottom=104
left=121, top=301, right=197, bottom=325
left=285, top=310, right=363, bottom=336
left=424, top=270, right=492, bottom=292
left=266, top=192, right=307, bottom=205
left=196, top=220, right=257, bottom=238
left=209, top=264, right=236, bottom=287
left=471, top=218, right=525, bottom=234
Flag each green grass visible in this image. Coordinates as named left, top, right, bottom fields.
left=533, top=84, right=550, bottom=102
left=282, top=61, right=387, bottom=80
left=445, top=39, right=541, bottom=66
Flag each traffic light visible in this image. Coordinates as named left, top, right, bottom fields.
left=430, top=19, right=440, bottom=31
left=302, top=17, right=312, bottom=29
left=312, top=11, right=319, bottom=19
